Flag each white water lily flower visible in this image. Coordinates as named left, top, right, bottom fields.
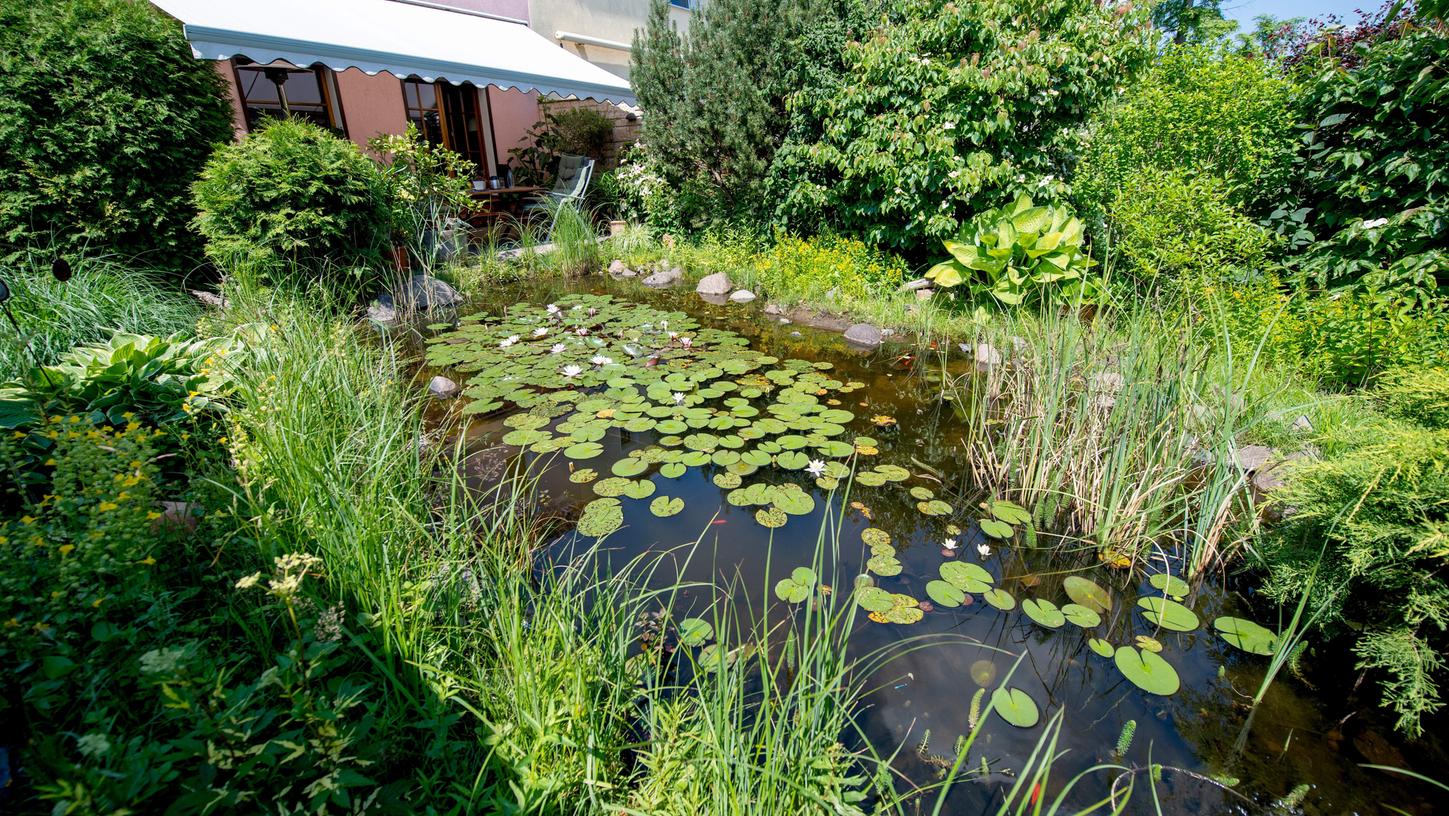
left=978, top=542, right=992, bottom=557
left=532, top=327, right=548, bottom=337
left=498, top=335, right=520, bottom=349
left=549, top=343, right=566, bottom=354
left=561, top=364, right=583, bottom=378
left=806, top=459, right=826, bottom=478
left=942, top=538, right=958, bottom=551
left=591, top=354, right=613, bottom=366
left=668, top=331, right=679, bottom=340
left=680, top=337, right=693, bottom=349
left=1362, top=217, right=1389, bottom=229
left=576, top=327, right=590, bottom=336
left=672, top=392, right=686, bottom=405
left=546, top=303, right=561, bottom=315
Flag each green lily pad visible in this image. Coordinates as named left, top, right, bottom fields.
left=979, top=518, right=1015, bottom=539
left=1061, top=603, right=1102, bottom=628
left=984, top=588, right=1016, bottom=610
left=611, top=458, right=648, bottom=478
left=940, top=561, right=993, bottom=593
left=774, top=567, right=817, bottom=603
left=861, top=528, right=891, bottom=548
left=649, top=496, right=684, bottom=517
left=755, top=507, right=788, bottom=529
left=1137, top=597, right=1200, bottom=632
left=987, top=499, right=1032, bottom=525
left=569, top=468, right=598, bottom=484
left=1213, top=617, right=1279, bottom=656
left=713, top=472, right=743, bottom=489
left=776, top=451, right=809, bottom=470
left=856, top=471, right=887, bottom=487
left=659, top=462, right=686, bottom=479
left=623, top=479, right=656, bottom=500
left=991, top=687, right=1040, bottom=728
left=774, top=489, right=816, bottom=516
left=866, top=554, right=903, bottom=576
left=678, top=617, right=712, bottom=647
left=1135, top=635, right=1163, bottom=653
left=578, top=498, right=623, bottom=537
left=564, top=441, right=604, bottom=460
left=1149, top=573, right=1190, bottom=597
left=875, top=464, right=911, bottom=482
left=1088, top=637, right=1114, bottom=657
left=502, top=428, right=551, bottom=447
left=918, top=499, right=952, bottom=516
left=926, top=580, right=966, bottom=608
left=1022, top=598, right=1066, bottom=629
left=855, top=586, right=894, bottom=613
left=1114, top=646, right=1181, bottom=695
left=910, top=486, right=935, bottom=500
left=593, top=477, right=630, bottom=497
left=1062, top=576, right=1113, bottom=614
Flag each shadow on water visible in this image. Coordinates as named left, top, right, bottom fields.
left=414, top=276, right=1445, bottom=816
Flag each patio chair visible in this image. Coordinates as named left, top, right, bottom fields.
left=524, top=154, right=595, bottom=234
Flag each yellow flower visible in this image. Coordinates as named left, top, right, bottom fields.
left=146, top=511, right=162, bottom=521
left=58, top=544, right=75, bottom=556
left=20, top=515, right=35, bottom=525
left=91, top=597, right=105, bottom=608
left=140, top=556, right=156, bottom=566
left=97, top=501, right=119, bottom=512
left=44, top=458, right=56, bottom=466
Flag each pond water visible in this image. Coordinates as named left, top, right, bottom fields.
left=417, top=276, right=1442, bottom=815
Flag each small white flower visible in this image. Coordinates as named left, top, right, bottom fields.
left=550, top=343, right=566, bottom=354
left=546, top=303, right=561, bottom=315
left=561, top=364, right=583, bottom=378
left=591, top=354, right=613, bottom=366
left=942, top=538, right=958, bottom=551
left=806, top=459, right=826, bottom=477
left=571, top=304, right=583, bottom=311
left=943, top=121, right=956, bottom=131
left=532, top=327, right=548, bottom=337
left=680, top=337, right=693, bottom=349
left=668, top=331, right=679, bottom=340
left=498, top=335, right=520, bottom=349
left=978, top=542, right=992, bottom=557
left=661, top=319, right=668, bottom=329
left=576, top=327, right=590, bottom=336
left=1362, top=217, right=1389, bottom=229
left=672, top=392, right=686, bottom=404
left=948, top=169, right=961, bottom=179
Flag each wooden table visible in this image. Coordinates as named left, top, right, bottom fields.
left=466, top=185, right=544, bottom=233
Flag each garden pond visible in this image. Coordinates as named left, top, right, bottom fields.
left=415, top=277, right=1443, bottom=815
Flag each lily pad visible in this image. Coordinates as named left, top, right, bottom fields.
left=564, top=441, right=604, bottom=460
left=659, top=462, right=686, bottom=479
left=979, top=518, right=1015, bottom=539
left=861, top=528, right=891, bottom=548
left=987, top=499, right=1032, bottom=525
left=622, top=479, right=656, bottom=500
left=940, top=561, right=993, bottom=593
left=926, top=580, right=967, bottom=608
left=611, top=458, right=648, bottom=478
left=1114, top=646, right=1181, bottom=695
left=1061, top=603, right=1102, bottom=628
left=774, top=567, right=817, bottom=603
left=577, top=498, right=623, bottom=537
left=1135, top=635, right=1163, bottom=653
left=856, top=471, right=887, bottom=487
left=568, top=468, right=598, bottom=484
left=866, top=554, right=903, bottom=577
left=1213, top=617, right=1279, bottom=656
left=1137, top=597, right=1200, bottom=632
left=593, top=477, right=630, bottom=497
left=712, top=472, right=743, bottom=489
left=649, top=496, right=684, bottom=517
left=855, top=586, right=894, bottom=613
left=755, top=507, right=788, bottom=529
left=1088, top=637, right=1114, bottom=657
left=917, top=499, right=952, bottom=516
left=991, top=687, right=1041, bottom=728
left=1022, top=598, right=1066, bottom=629
left=678, top=618, right=712, bottom=647
left=1062, top=576, right=1113, bottom=614
left=1149, top=573, right=1190, bottom=597
left=983, top=588, right=1016, bottom=610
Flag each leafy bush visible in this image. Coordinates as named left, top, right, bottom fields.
left=1378, top=365, right=1449, bottom=428
left=1074, top=45, right=1297, bottom=217
left=192, top=119, right=392, bottom=293
left=508, top=106, right=613, bottom=187
left=0, top=0, right=233, bottom=267
left=1108, top=168, right=1274, bottom=287
left=370, top=124, right=475, bottom=273
left=925, top=195, right=1098, bottom=307
left=770, top=0, right=1153, bottom=254
left=1276, top=27, right=1448, bottom=301
left=748, top=234, right=907, bottom=304
left=1260, top=420, right=1449, bottom=737
left=0, top=248, right=198, bottom=381
left=594, top=143, right=676, bottom=230
left=1288, top=289, right=1449, bottom=387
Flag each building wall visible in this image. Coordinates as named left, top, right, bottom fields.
left=335, top=69, right=410, bottom=152
left=528, top=0, right=695, bottom=79
left=214, top=62, right=248, bottom=138
left=488, top=87, right=542, bottom=170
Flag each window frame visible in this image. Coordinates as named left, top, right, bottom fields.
left=231, top=59, right=347, bottom=136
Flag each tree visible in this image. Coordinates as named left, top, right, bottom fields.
left=1152, top=0, right=1237, bottom=45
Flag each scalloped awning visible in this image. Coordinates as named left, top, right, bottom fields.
left=149, top=0, right=635, bottom=104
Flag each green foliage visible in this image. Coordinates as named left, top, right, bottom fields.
left=633, top=0, right=849, bottom=230
left=926, top=195, right=1098, bottom=307
left=748, top=234, right=907, bottom=305
left=594, top=143, right=675, bottom=228
left=370, top=123, right=475, bottom=274
left=1287, top=289, right=1449, bottom=386
left=1276, top=27, right=1448, bottom=302
left=0, top=0, right=233, bottom=268
left=192, top=118, right=392, bottom=293
left=1075, top=45, right=1297, bottom=218
left=1379, top=365, right=1449, bottom=428
left=1151, top=0, right=1238, bottom=46
left=771, top=0, right=1153, bottom=254
left=1260, top=420, right=1449, bottom=737
left=508, top=105, right=613, bottom=187
left=0, top=248, right=198, bottom=381
left=1108, top=168, right=1274, bottom=286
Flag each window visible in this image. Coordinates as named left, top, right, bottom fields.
left=669, top=0, right=692, bottom=8
left=233, top=60, right=345, bottom=134
left=401, top=78, right=490, bottom=176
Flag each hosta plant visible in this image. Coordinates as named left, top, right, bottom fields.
left=926, top=196, right=1099, bottom=307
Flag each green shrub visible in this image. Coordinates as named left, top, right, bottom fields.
left=192, top=119, right=392, bottom=293
left=595, top=143, right=676, bottom=230
left=1260, top=421, right=1449, bottom=737
left=1108, top=168, right=1274, bottom=287
left=508, top=105, right=613, bottom=187
left=0, top=0, right=233, bottom=267
left=749, top=234, right=907, bottom=304
left=1378, top=366, right=1449, bottom=429
left=1276, top=27, right=1447, bottom=300
left=1289, top=290, right=1449, bottom=387
left=925, top=195, right=1099, bottom=307
left=0, top=248, right=198, bottom=381
left=1074, top=45, right=1297, bottom=217
left=771, top=0, right=1153, bottom=254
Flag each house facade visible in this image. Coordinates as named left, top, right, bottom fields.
left=154, top=0, right=680, bottom=182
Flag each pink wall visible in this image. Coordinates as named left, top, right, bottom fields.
left=335, top=69, right=409, bottom=152
left=487, top=86, right=541, bottom=171
left=214, top=62, right=247, bottom=138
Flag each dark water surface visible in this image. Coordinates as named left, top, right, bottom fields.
left=419, top=276, right=1443, bottom=815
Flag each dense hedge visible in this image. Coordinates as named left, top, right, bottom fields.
left=0, top=0, right=233, bottom=268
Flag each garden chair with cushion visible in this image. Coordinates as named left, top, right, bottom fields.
left=524, top=154, right=595, bottom=235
